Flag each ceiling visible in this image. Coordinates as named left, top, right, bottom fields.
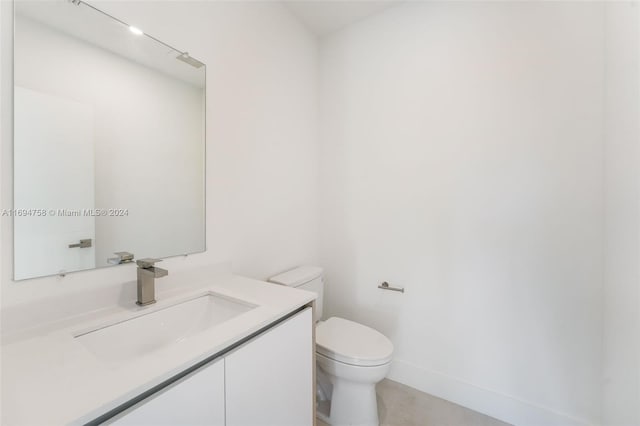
left=283, top=1, right=402, bottom=36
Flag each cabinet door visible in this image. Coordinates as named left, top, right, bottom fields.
left=226, top=308, right=313, bottom=426
left=107, top=358, right=225, bottom=426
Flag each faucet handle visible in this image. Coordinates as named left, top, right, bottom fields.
left=136, top=258, right=163, bottom=268
left=114, top=252, right=134, bottom=263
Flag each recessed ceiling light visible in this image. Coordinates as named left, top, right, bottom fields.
left=129, top=26, right=143, bottom=36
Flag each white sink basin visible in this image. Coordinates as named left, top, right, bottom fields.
left=75, top=293, right=256, bottom=363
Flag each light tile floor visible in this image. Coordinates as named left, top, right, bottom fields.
left=317, top=379, right=511, bottom=426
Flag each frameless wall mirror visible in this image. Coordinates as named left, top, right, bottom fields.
left=13, top=0, right=206, bottom=280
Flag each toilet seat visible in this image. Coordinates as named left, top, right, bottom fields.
left=316, top=317, right=393, bottom=367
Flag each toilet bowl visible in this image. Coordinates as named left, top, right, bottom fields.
left=269, top=267, right=394, bottom=426
left=315, top=317, right=393, bottom=426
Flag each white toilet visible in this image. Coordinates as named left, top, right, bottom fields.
left=269, top=266, right=393, bottom=426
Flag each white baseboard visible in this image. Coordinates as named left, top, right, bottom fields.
left=387, top=359, right=594, bottom=426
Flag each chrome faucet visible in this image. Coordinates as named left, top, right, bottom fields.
left=136, top=258, right=168, bottom=306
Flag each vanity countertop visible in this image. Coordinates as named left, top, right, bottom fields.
left=1, top=271, right=315, bottom=425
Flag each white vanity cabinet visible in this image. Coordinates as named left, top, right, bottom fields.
left=104, top=307, right=313, bottom=426
left=226, top=307, right=313, bottom=426
left=108, top=359, right=225, bottom=426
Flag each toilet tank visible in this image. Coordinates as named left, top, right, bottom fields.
left=268, top=266, right=324, bottom=322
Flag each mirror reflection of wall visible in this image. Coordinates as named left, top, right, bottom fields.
left=14, top=1, right=206, bottom=280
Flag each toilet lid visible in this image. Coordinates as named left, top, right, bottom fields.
left=316, top=317, right=393, bottom=367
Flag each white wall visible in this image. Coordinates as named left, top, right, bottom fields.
left=319, top=3, right=606, bottom=425
left=603, top=3, right=640, bottom=425
left=0, top=1, right=319, bottom=309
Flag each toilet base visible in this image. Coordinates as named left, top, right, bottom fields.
left=316, top=352, right=390, bottom=426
